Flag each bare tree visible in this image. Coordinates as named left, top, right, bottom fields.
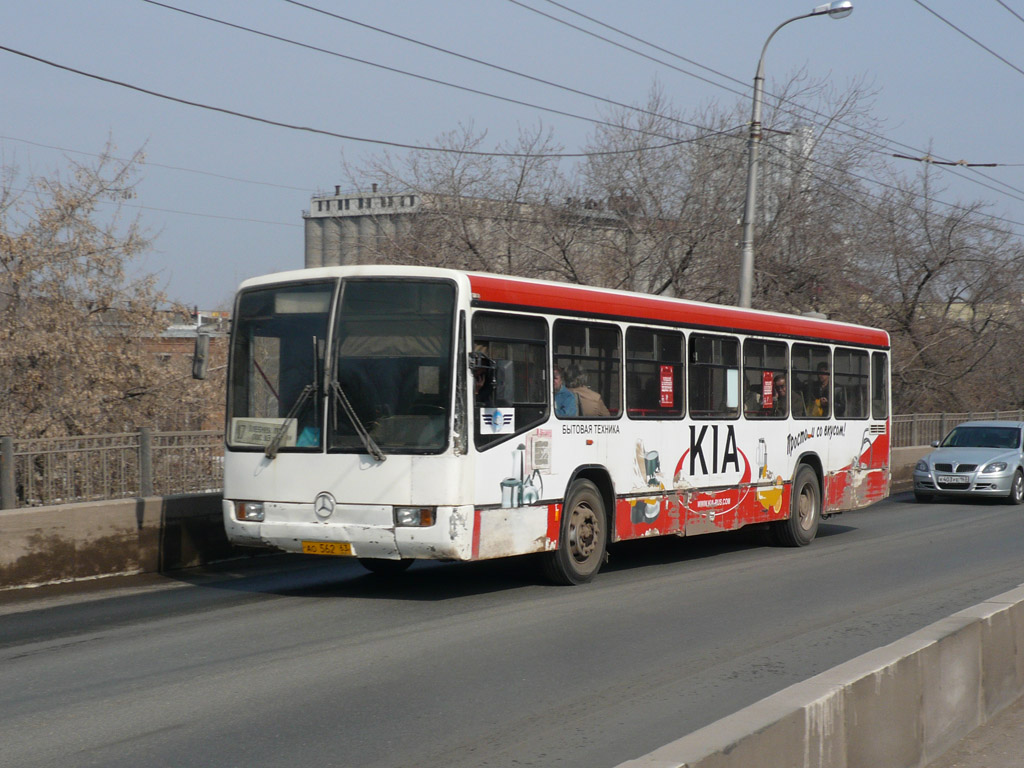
left=0, top=144, right=222, bottom=438
left=336, top=77, right=1024, bottom=414
left=849, top=165, right=1024, bottom=412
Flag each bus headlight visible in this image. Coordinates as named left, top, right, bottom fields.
left=235, top=501, right=265, bottom=521
left=395, top=506, right=436, bottom=527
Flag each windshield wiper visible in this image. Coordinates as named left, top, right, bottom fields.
left=264, top=383, right=317, bottom=459
left=330, top=380, right=386, bottom=462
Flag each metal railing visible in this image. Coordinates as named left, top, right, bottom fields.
left=1, top=429, right=223, bottom=509
left=3, top=412, right=1024, bottom=509
left=891, top=411, right=1024, bottom=451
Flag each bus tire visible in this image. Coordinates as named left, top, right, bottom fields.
left=358, top=557, right=414, bottom=576
left=771, top=465, right=820, bottom=547
left=542, top=479, right=607, bottom=585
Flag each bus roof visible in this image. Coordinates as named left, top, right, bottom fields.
left=236, top=265, right=889, bottom=349
left=468, top=272, right=890, bottom=349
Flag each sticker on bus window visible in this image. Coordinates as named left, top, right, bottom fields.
left=762, top=371, right=774, bottom=410
left=660, top=365, right=674, bottom=408
left=480, top=408, right=515, bottom=434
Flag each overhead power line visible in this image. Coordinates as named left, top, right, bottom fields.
left=0, top=43, right=709, bottom=159
left=516, top=0, right=1024, bottom=221
left=994, top=0, right=1024, bottom=25
left=892, top=154, right=997, bottom=168
left=274, top=0, right=715, bottom=138
left=142, top=0, right=736, bottom=149
left=0, top=134, right=312, bottom=192
left=911, top=0, right=1024, bottom=78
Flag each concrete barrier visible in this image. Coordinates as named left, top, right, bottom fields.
left=891, top=446, right=931, bottom=493
left=616, top=585, right=1024, bottom=768
left=0, top=449, right=928, bottom=590
left=0, top=493, right=234, bottom=590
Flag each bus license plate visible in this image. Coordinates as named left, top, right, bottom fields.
left=937, top=474, right=969, bottom=484
left=302, top=541, right=353, bottom=556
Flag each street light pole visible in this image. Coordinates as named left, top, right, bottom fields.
left=737, top=1, right=853, bottom=309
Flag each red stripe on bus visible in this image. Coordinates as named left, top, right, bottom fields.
left=472, top=508, right=482, bottom=560
left=468, top=274, right=889, bottom=348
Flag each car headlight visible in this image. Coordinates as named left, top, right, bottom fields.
left=982, top=461, right=1008, bottom=474
left=915, top=460, right=929, bottom=472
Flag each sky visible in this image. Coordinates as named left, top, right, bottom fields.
left=3, top=0, right=1023, bottom=309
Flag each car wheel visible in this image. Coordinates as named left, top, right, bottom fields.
left=1006, top=470, right=1024, bottom=505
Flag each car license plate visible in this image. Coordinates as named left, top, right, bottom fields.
left=937, top=474, right=969, bottom=484
left=302, top=541, right=353, bottom=556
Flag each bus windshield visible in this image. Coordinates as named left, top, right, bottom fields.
left=227, top=280, right=335, bottom=450
left=328, top=278, right=456, bottom=454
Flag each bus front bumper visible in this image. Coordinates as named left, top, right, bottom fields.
left=222, top=500, right=476, bottom=561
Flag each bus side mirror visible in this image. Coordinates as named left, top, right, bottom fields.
left=192, top=332, right=210, bottom=380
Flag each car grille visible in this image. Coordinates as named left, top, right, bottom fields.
left=934, top=463, right=977, bottom=473
left=937, top=480, right=971, bottom=490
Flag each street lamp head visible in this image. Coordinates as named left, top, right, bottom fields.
left=811, top=1, right=851, bottom=18
left=812, top=1, right=853, bottom=18
left=828, top=1, right=854, bottom=18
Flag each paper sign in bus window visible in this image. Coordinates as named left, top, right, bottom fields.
left=660, top=365, right=674, bottom=408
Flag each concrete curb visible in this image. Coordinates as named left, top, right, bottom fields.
left=615, top=585, right=1024, bottom=768
left=0, top=493, right=234, bottom=589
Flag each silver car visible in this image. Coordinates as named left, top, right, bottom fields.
left=913, top=421, right=1024, bottom=504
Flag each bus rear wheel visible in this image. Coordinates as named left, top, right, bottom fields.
left=770, top=465, right=820, bottom=547
left=542, top=479, right=607, bottom=585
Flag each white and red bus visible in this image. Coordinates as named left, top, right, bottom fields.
left=217, top=265, right=890, bottom=584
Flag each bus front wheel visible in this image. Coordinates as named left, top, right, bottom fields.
left=542, top=480, right=607, bottom=585
left=771, top=465, right=820, bottom=547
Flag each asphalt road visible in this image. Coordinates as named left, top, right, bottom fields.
left=2, top=492, right=1023, bottom=768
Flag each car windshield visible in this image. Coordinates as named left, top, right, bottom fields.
left=941, top=426, right=1021, bottom=449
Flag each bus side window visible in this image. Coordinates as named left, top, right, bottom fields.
left=688, top=333, right=739, bottom=419
left=553, top=319, right=622, bottom=419
left=834, top=348, right=869, bottom=419
left=791, top=344, right=831, bottom=419
left=742, top=339, right=787, bottom=419
left=472, top=312, right=548, bottom=450
left=625, top=326, right=683, bottom=419
left=872, top=352, right=889, bottom=420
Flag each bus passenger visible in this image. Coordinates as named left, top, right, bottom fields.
left=567, top=365, right=610, bottom=418
left=553, top=366, right=578, bottom=417
left=472, top=352, right=496, bottom=405
left=775, top=374, right=805, bottom=417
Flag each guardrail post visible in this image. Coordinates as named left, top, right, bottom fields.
left=1, top=436, right=15, bottom=510
left=139, top=428, right=154, bottom=497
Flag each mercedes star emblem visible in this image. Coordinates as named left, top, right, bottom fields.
left=314, top=491, right=336, bottom=520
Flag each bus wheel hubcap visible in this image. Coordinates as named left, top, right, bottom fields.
left=797, top=486, right=815, bottom=530
left=570, top=504, right=597, bottom=562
